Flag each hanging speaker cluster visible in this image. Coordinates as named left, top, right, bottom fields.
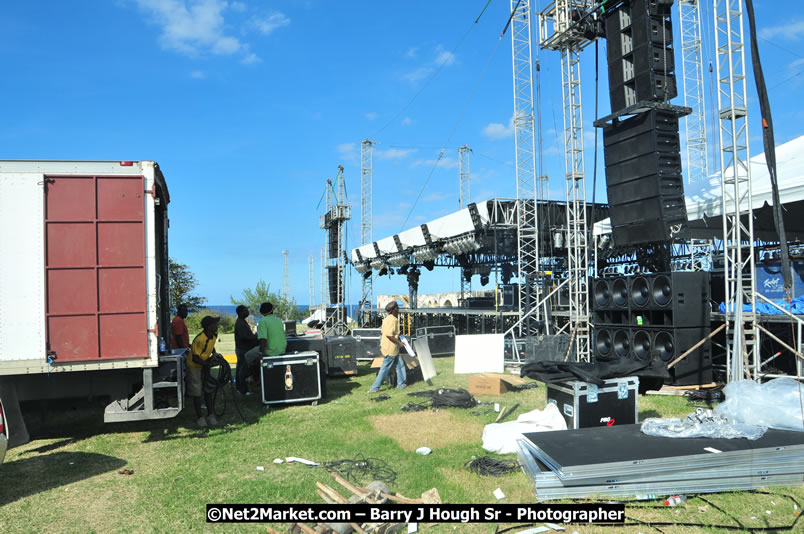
left=592, top=272, right=712, bottom=385
left=606, top=0, right=676, bottom=110
left=601, top=0, right=689, bottom=246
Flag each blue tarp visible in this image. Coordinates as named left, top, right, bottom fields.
left=718, top=296, right=804, bottom=315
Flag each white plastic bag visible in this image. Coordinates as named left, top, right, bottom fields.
left=714, top=378, right=804, bottom=432
left=482, top=403, right=567, bottom=454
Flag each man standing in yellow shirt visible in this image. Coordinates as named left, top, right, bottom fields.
left=187, top=315, right=221, bottom=427
left=369, top=301, right=407, bottom=392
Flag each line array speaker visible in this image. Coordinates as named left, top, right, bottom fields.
left=605, top=0, right=677, bottom=112
left=603, top=109, right=688, bottom=245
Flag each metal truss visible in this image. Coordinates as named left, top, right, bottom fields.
left=713, top=0, right=757, bottom=381
left=308, top=255, right=315, bottom=312
left=281, top=249, right=290, bottom=302
left=540, top=0, right=593, bottom=361
left=360, top=140, right=374, bottom=320
left=679, top=0, right=709, bottom=184
left=459, top=145, right=473, bottom=299
left=321, top=166, right=351, bottom=335
left=510, top=0, right=542, bottom=337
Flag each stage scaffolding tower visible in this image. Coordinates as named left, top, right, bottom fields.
left=510, top=0, right=542, bottom=337
left=282, top=250, right=290, bottom=302
left=459, top=144, right=472, bottom=299
left=680, top=0, right=709, bottom=186
left=713, top=0, right=756, bottom=381
left=540, top=0, right=593, bottom=362
left=320, top=166, right=351, bottom=335
left=308, top=255, right=315, bottom=314
left=360, top=139, right=374, bottom=322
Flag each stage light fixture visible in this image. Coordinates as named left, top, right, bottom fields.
left=378, top=267, right=388, bottom=277
left=363, top=271, right=372, bottom=280
left=463, top=269, right=472, bottom=283
left=423, top=260, right=435, bottom=271
left=480, top=275, right=490, bottom=286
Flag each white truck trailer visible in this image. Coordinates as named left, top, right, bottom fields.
left=0, top=160, right=183, bottom=445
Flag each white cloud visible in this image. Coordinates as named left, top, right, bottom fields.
left=402, top=117, right=413, bottom=126
left=252, top=12, right=291, bottom=35
left=241, top=52, right=261, bottom=64
left=434, top=45, right=456, bottom=67
left=406, top=47, right=418, bottom=58
left=759, top=20, right=804, bottom=41
left=403, top=66, right=432, bottom=84
left=230, top=1, right=247, bottom=12
left=190, top=70, right=206, bottom=78
left=365, top=112, right=379, bottom=121
left=412, top=157, right=458, bottom=169
left=377, top=148, right=416, bottom=160
left=402, top=44, right=457, bottom=84
left=483, top=115, right=515, bottom=140
left=423, top=192, right=451, bottom=202
left=136, top=0, right=240, bottom=55
left=337, top=143, right=358, bottom=163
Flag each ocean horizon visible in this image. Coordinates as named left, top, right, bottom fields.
left=205, top=304, right=360, bottom=316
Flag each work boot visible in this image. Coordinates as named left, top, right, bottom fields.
left=206, top=414, right=219, bottom=426
left=197, top=416, right=208, bottom=428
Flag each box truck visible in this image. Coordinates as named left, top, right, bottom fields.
left=0, top=160, right=182, bottom=445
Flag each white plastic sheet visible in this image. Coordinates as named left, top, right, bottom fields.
left=482, top=403, right=567, bottom=454
left=714, top=378, right=804, bottom=432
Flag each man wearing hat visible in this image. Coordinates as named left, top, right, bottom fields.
left=187, top=315, right=222, bottom=427
left=369, top=300, right=407, bottom=392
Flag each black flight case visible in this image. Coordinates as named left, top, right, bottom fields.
left=414, top=325, right=456, bottom=356
left=260, top=351, right=324, bottom=405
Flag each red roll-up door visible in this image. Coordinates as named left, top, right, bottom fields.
left=45, top=175, right=148, bottom=362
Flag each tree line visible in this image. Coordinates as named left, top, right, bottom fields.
left=169, top=259, right=305, bottom=334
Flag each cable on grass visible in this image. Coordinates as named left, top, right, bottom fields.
left=465, top=456, right=520, bottom=477
left=321, top=455, right=397, bottom=486
left=401, top=402, right=428, bottom=412
left=408, top=388, right=478, bottom=408
left=371, top=395, right=391, bottom=402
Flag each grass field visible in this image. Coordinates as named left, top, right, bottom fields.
left=1, top=349, right=802, bottom=533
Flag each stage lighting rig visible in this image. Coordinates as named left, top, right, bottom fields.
left=388, top=253, right=411, bottom=267
left=423, top=260, right=435, bottom=271
left=378, top=266, right=388, bottom=277
left=480, top=274, right=490, bottom=287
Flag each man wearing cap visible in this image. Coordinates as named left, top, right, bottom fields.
left=187, top=315, right=222, bottom=427
left=369, top=300, right=407, bottom=393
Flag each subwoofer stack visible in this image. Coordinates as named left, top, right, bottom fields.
left=601, top=0, right=689, bottom=246
left=592, top=272, right=712, bottom=385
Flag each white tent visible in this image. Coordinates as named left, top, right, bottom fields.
left=594, top=135, right=804, bottom=238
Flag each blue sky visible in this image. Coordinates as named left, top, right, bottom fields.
left=2, top=1, right=803, bottom=307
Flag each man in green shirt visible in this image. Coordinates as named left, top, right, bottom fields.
left=257, top=302, right=287, bottom=357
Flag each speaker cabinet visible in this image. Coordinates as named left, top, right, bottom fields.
left=594, top=325, right=712, bottom=385
left=631, top=326, right=713, bottom=386
left=603, top=109, right=687, bottom=245
left=593, top=277, right=630, bottom=311
left=605, top=0, right=676, bottom=112
left=593, top=326, right=632, bottom=360
left=627, top=272, right=710, bottom=327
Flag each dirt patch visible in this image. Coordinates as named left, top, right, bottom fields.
left=369, top=411, right=484, bottom=451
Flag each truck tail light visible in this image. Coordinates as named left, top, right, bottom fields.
left=119, top=161, right=133, bottom=166
left=0, top=402, right=5, bottom=435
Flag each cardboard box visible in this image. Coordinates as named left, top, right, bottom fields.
left=371, top=354, right=419, bottom=370
left=468, top=373, right=527, bottom=395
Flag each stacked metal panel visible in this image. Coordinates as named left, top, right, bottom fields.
left=516, top=424, right=804, bottom=501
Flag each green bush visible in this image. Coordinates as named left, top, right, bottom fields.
left=185, top=308, right=235, bottom=335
